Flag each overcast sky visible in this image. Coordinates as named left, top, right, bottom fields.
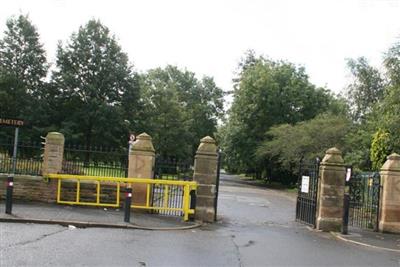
left=1, top=0, right=400, bottom=99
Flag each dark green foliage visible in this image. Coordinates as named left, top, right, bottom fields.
left=51, top=20, right=140, bottom=149
left=140, top=66, right=224, bottom=159
left=0, top=14, right=48, bottom=139
left=257, top=114, right=350, bottom=172
left=220, top=53, right=340, bottom=181
left=370, top=129, right=391, bottom=171
left=346, top=57, right=385, bottom=122
left=0, top=14, right=48, bottom=90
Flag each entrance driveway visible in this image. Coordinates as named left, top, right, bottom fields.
left=1, top=173, right=400, bottom=266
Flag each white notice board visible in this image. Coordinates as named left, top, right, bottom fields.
left=301, top=176, right=310, bottom=193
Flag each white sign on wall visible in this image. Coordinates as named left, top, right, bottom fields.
left=301, top=175, right=310, bottom=193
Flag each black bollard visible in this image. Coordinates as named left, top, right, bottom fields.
left=124, top=187, right=132, bottom=223
left=342, top=193, right=350, bottom=235
left=189, top=190, right=197, bottom=221
left=5, top=175, right=14, bottom=214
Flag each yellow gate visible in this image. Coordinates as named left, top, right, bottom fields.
left=47, top=174, right=197, bottom=221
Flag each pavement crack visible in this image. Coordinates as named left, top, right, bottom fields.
left=1, top=228, right=67, bottom=251
left=230, top=234, right=243, bottom=267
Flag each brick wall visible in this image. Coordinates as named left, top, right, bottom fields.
left=0, top=175, right=125, bottom=206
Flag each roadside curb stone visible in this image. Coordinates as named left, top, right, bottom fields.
left=0, top=202, right=202, bottom=231
left=330, top=229, right=400, bottom=252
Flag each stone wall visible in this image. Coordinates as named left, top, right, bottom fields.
left=0, top=175, right=126, bottom=206
left=0, top=175, right=57, bottom=203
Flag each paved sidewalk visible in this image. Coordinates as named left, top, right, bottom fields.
left=0, top=202, right=200, bottom=230
left=332, top=227, right=400, bottom=252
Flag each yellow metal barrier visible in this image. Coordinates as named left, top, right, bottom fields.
left=47, top=174, right=197, bottom=221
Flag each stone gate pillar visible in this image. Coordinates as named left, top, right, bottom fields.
left=42, top=132, right=64, bottom=176
left=128, top=133, right=155, bottom=206
left=316, top=147, right=345, bottom=232
left=193, top=136, right=218, bottom=222
left=379, top=153, right=400, bottom=233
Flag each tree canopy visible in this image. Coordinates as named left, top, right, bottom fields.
left=220, top=53, right=342, bottom=180
left=0, top=14, right=48, bottom=139
left=51, top=19, right=141, bottom=148
left=140, top=65, right=224, bottom=159
left=3, top=13, right=400, bottom=177
left=345, top=57, right=385, bottom=122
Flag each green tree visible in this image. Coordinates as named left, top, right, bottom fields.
left=221, top=53, right=338, bottom=177
left=0, top=14, right=48, bottom=91
left=346, top=57, right=385, bottom=122
left=364, top=41, right=400, bottom=163
left=140, top=66, right=224, bottom=159
left=256, top=114, right=350, bottom=184
left=370, top=129, right=391, bottom=171
left=52, top=19, right=140, bottom=149
left=0, top=14, right=48, bottom=138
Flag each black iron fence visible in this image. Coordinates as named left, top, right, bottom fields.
left=62, top=144, right=128, bottom=177
left=152, top=156, right=194, bottom=216
left=0, top=138, right=42, bottom=176
left=295, top=158, right=320, bottom=227
left=153, top=157, right=193, bottom=181
left=348, top=172, right=381, bottom=231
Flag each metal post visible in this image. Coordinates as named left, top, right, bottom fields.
left=189, top=189, right=196, bottom=221
left=12, top=127, right=19, bottom=174
left=374, top=173, right=381, bottom=232
left=5, top=127, right=18, bottom=214
left=125, top=142, right=131, bottom=178
left=124, top=187, right=132, bottom=222
left=295, top=157, right=303, bottom=222
left=342, top=193, right=350, bottom=235
left=5, top=176, right=14, bottom=214
left=214, top=150, right=221, bottom=221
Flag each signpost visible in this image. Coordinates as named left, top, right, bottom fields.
left=1, top=118, right=25, bottom=214
left=124, top=133, right=136, bottom=222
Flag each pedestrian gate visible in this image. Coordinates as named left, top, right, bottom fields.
left=47, top=174, right=197, bottom=221
left=348, top=172, right=381, bottom=231
left=296, top=159, right=320, bottom=227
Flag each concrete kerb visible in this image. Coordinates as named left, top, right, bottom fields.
left=303, top=224, right=400, bottom=253
left=330, top=231, right=400, bottom=253
left=0, top=216, right=203, bottom=231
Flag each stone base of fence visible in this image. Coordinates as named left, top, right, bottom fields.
left=0, top=175, right=125, bottom=206
left=0, top=175, right=57, bottom=203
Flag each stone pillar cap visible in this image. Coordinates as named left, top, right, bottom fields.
left=131, top=132, right=155, bottom=152
left=322, top=147, right=344, bottom=164
left=388, top=153, right=400, bottom=160
left=381, top=153, right=400, bottom=171
left=201, top=136, right=216, bottom=144
left=46, top=132, right=64, bottom=140
left=197, top=136, right=217, bottom=154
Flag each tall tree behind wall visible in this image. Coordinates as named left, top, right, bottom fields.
left=52, top=19, right=141, bottom=149
left=346, top=57, right=385, bottom=122
left=0, top=14, right=48, bottom=139
left=221, top=52, right=336, bottom=177
left=342, top=57, right=385, bottom=169
left=140, top=66, right=224, bottom=160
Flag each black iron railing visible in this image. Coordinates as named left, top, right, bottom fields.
left=0, top=138, right=42, bottom=176
left=295, top=158, right=320, bottom=227
left=348, top=172, right=380, bottom=231
left=152, top=156, right=194, bottom=216
left=62, top=144, right=128, bottom=177
left=153, top=156, right=193, bottom=181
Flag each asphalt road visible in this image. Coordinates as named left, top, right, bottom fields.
left=1, top=173, right=400, bottom=267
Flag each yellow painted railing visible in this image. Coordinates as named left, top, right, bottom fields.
left=47, top=174, right=197, bottom=221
